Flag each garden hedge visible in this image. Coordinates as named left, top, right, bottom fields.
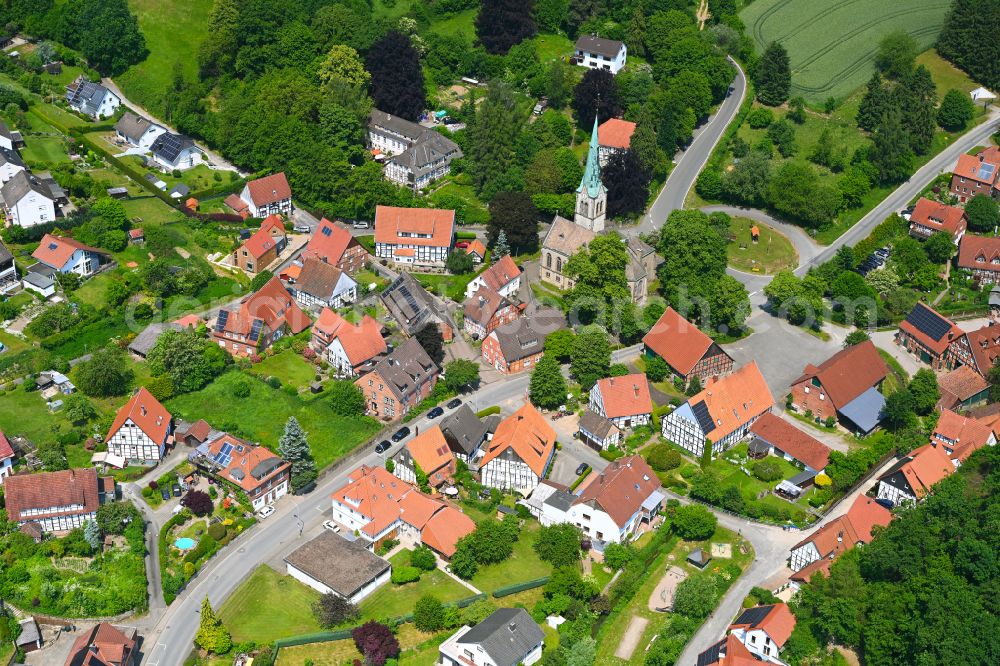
left=492, top=577, right=549, bottom=598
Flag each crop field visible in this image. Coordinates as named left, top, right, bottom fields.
left=741, top=0, right=951, bottom=103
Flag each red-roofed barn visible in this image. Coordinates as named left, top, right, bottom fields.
left=239, top=172, right=292, bottom=217
left=642, top=307, right=734, bottom=386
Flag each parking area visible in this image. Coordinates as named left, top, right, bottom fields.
left=549, top=436, right=609, bottom=486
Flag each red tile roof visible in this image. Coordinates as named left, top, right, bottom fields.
left=685, top=362, right=774, bottom=441
left=32, top=234, right=105, bottom=269
left=931, top=408, right=995, bottom=463
left=748, top=413, right=831, bottom=471
left=174, top=314, right=202, bottom=329
left=4, top=468, right=108, bottom=523
left=700, top=634, right=761, bottom=666
left=958, top=234, right=1000, bottom=273
left=313, top=308, right=387, bottom=366
left=936, top=364, right=990, bottom=410
left=598, top=118, right=637, bottom=150
left=107, top=387, right=171, bottom=444
left=898, top=443, right=955, bottom=499
left=960, top=324, right=1000, bottom=376
left=573, top=455, right=659, bottom=526
left=421, top=505, right=475, bottom=557
left=791, top=341, right=888, bottom=409
left=952, top=150, right=1000, bottom=186
left=729, top=603, right=796, bottom=648
left=642, top=307, right=722, bottom=376
left=909, top=197, right=967, bottom=236
left=66, top=622, right=137, bottom=666
left=0, top=430, right=13, bottom=460
left=593, top=373, right=652, bottom=419
left=404, top=426, right=455, bottom=484
left=480, top=402, right=556, bottom=477
left=897, top=303, right=963, bottom=355
left=219, top=276, right=311, bottom=339
left=303, top=219, right=364, bottom=265
left=477, top=255, right=520, bottom=292
left=374, top=205, right=455, bottom=248
left=245, top=172, right=291, bottom=206
left=240, top=215, right=285, bottom=260
left=224, top=193, right=249, bottom=214
left=465, top=239, right=486, bottom=258
left=205, top=433, right=290, bottom=494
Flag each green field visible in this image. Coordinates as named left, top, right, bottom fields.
left=21, top=135, right=70, bottom=166
left=220, top=565, right=322, bottom=644
left=741, top=0, right=951, bottom=103
left=117, top=0, right=214, bottom=116
left=727, top=216, right=798, bottom=274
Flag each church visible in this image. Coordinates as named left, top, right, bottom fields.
left=539, top=117, right=655, bottom=304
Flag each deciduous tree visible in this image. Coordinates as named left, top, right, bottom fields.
left=964, top=194, right=1000, bottom=232
left=937, top=88, right=975, bottom=130
left=76, top=347, right=133, bottom=398
left=572, top=68, right=622, bottom=126
left=351, top=621, right=399, bottom=666
left=604, top=150, right=651, bottom=219
left=875, top=31, right=917, bottom=80
left=570, top=326, right=611, bottom=391
left=327, top=381, right=366, bottom=417
left=444, top=359, right=480, bottom=392
left=535, top=524, right=582, bottom=566
left=365, top=31, right=424, bottom=121
left=487, top=191, right=539, bottom=254
left=672, top=504, right=717, bottom=541
left=476, top=0, right=536, bottom=55
left=415, top=323, right=445, bottom=366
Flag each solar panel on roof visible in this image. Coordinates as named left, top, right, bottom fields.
left=979, top=163, right=996, bottom=181
left=48, top=243, right=57, bottom=250
left=249, top=319, right=264, bottom=342
left=905, top=304, right=952, bottom=342
left=321, top=226, right=332, bottom=236
left=691, top=400, right=715, bottom=434
left=215, top=310, right=229, bottom=332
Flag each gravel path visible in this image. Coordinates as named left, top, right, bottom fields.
left=615, top=615, right=650, bottom=660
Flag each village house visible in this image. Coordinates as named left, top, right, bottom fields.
left=149, top=132, right=204, bottom=171
left=288, top=256, right=358, bottom=310
left=541, top=215, right=595, bottom=290
left=114, top=111, right=167, bottom=150
left=374, top=205, right=455, bottom=268
left=310, top=308, right=386, bottom=377
left=946, top=321, right=1000, bottom=377
left=0, top=431, right=14, bottom=479
left=597, top=117, right=637, bottom=165
left=876, top=443, right=955, bottom=506
left=0, top=239, right=17, bottom=294
left=464, top=254, right=521, bottom=300
left=789, top=495, right=891, bottom=577
left=105, top=387, right=173, bottom=467
left=0, top=146, right=25, bottom=183
left=212, top=276, right=311, bottom=356
left=929, top=408, right=996, bottom=466
left=65, top=623, right=139, bottom=666
left=329, top=465, right=475, bottom=558
left=748, top=413, right=831, bottom=474
left=481, top=317, right=547, bottom=375
left=589, top=373, right=653, bottom=431
left=301, top=218, right=369, bottom=275
left=727, top=603, right=796, bottom=664
left=936, top=365, right=990, bottom=411
left=30, top=233, right=109, bottom=278
left=949, top=146, right=1000, bottom=202
left=463, top=286, right=520, bottom=340
left=661, top=361, right=774, bottom=457
left=380, top=271, right=453, bottom=340
left=578, top=409, right=622, bottom=451
left=574, top=35, right=628, bottom=75
left=789, top=340, right=889, bottom=435
left=465, top=239, right=486, bottom=264
left=896, top=303, right=963, bottom=370
left=643, top=307, right=735, bottom=386
left=697, top=634, right=771, bottom=666
left=2, top=170, right=57, bottom=227
left=368, top=109, right=463, bottom=191
left=285, top=531, right=391, bottom=603
left=0, top=119, right=20, bottom=152
left=438, top=608, right=545, bottom=666
left=4, top=467, right=115, bottom=534
left=553, top=455, right=663, bottom=545
left=239, top=172, right=293, bottom=218
left=65, top=76, right=120, bottom=119
left=190, top=433, right=291, bottom=510
left=390, top=425, right=455, bottom=488
left=231, top=215, right=287, bottom=274
left=440, top=405, right=492, bottom=464
left=907, top=197, right=967, bottom=242
left=479, top=402, right=556, bottom=495
left=958, top=234, right=1000, bottom=284
left=355, top=337, right=439, bottom=421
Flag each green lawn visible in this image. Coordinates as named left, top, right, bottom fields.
left=117, top=0, right=215, bottom=117
left=247, top=349, right=318, bottom=389
left=428, top=8, right=477, bottom=38
left=21, top=135, right=70, bottom=165
left=741, top=0, right=950, bottom=103
left=428, top=181, right=489, bottom=226
left=916, top=49, right=984, bottom=102
left=120, top=156, right=221, bottom=194
left=29, top=102, right=89, bottom=131
left=415, top=266, right=484, bottom=302
left=0, top=329, right=30, bottom=355
left=468, top=517, right=552, bottom=593
left=276, top=625, right=442, bottom=666
left=0, top=386, right=74, bottom=446
left=122, top=196, right=184, bottom=226
left=220, top=565, right=322, bottom=644
left=360, top=551, right=472, bottom=620
left=727, top=216, right=798, bottom=274
left=71, top=273, right=115, bottom=309
left=166, top=370, right=381, bottom=469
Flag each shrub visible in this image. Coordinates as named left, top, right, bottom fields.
left=391, top=566, right=421, bottom=585
left=207, top=523, right=226, bottom=540
left=751, top=459, right=783, bottom=482
left=672, top=505, right=718, bottom=541
left=314, top=591, right=360, bottom=628
left=231, top=379, right=252, bottom=398
left=351, top=621, right=400, bottom=666
left=603, top=543, right=634, bottom=570
left=181, top=490, right=214, bottom=517
left=414, top=595, right=445, bottom=632
left=410, top=546, right=437, bottom=571
left=746, top=107, right=774, bottom=129
left=647, top=444, right=682, bottom=472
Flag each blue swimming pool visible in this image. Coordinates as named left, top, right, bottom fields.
left=174, top=537, right=196, bottom=550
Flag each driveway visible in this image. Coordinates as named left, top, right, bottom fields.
left=549, top=423, right=609, bottom=486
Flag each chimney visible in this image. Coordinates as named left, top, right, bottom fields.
left=140, top=406, right=147, bottom=417
left=633, top=384, right=639, bottom=398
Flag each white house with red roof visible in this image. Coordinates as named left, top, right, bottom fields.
left=463, top=254, right=521, bottom=300
left=563, top=455, right=663, bottom=545
left=31, top=233, right=108, bottom=277
left=727, top=603, right=796, bottom=664
left=789, top=495, right=891, bottom=576
left=907, top=197, right=967, bottom=242
left=374, top=205, right=455, bottom=268
left=4, top=467, right=115, bottom=534
left=105, top=387, right=173, bottom=467
left=597, top=118, right=636, bottom=165
left=876, top=443, right=954, bottom=505
left=389, top=425, right=455, bottom=488
left=929, top=408, right=996, bottom=466
left=589, top=373, right=653, bottom=431
left=479, top=402, right=557, bottom=494
left=239, top=172, right=292, bottom=218
left=329, top=465, right=474, bottom=558
left=310, top=308, right=387, bottom=377
left=191, top=433, right=291, bottom=510
left=0, top=430, right=15, bottom=479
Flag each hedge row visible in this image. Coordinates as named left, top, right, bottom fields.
left=274, top=628, right=353, bottom=648
left=493, top=577, right=549, bottom=598
left=476, top=405, right=501, bottom=418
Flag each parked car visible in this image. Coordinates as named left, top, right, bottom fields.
left=160, top=487, right=170, bottom=501
left=575, top=463, right=589, bottom=476
left=322, top=520, right=341, bottom=532
left=375, top=440, right=391, bottom=454
left=293, top=223, right=311, bottom=233
left=447, top=398, right=463, bottom=409
left=456, top=241, right=470, bottom=249
left=171, top=484, right=181, bottom=497
left=258, top=505, right=275, bottom=519
left=352, top=220, right=370, bottom=229
left=427, top=406, right=444, bottom=419
left=391, top=427, right=411, bottom=442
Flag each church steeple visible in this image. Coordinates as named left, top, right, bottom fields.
left=575, top=115, right=607, bottom=232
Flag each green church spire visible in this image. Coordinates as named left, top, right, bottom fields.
left=577, top=115, right=603, bottom=199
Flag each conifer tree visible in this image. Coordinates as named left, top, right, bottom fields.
left=278, top=417, right=316, bottom=492
left=196, top=597, right=232, bottom=654
left=754, top=42, right=791, bottom=106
